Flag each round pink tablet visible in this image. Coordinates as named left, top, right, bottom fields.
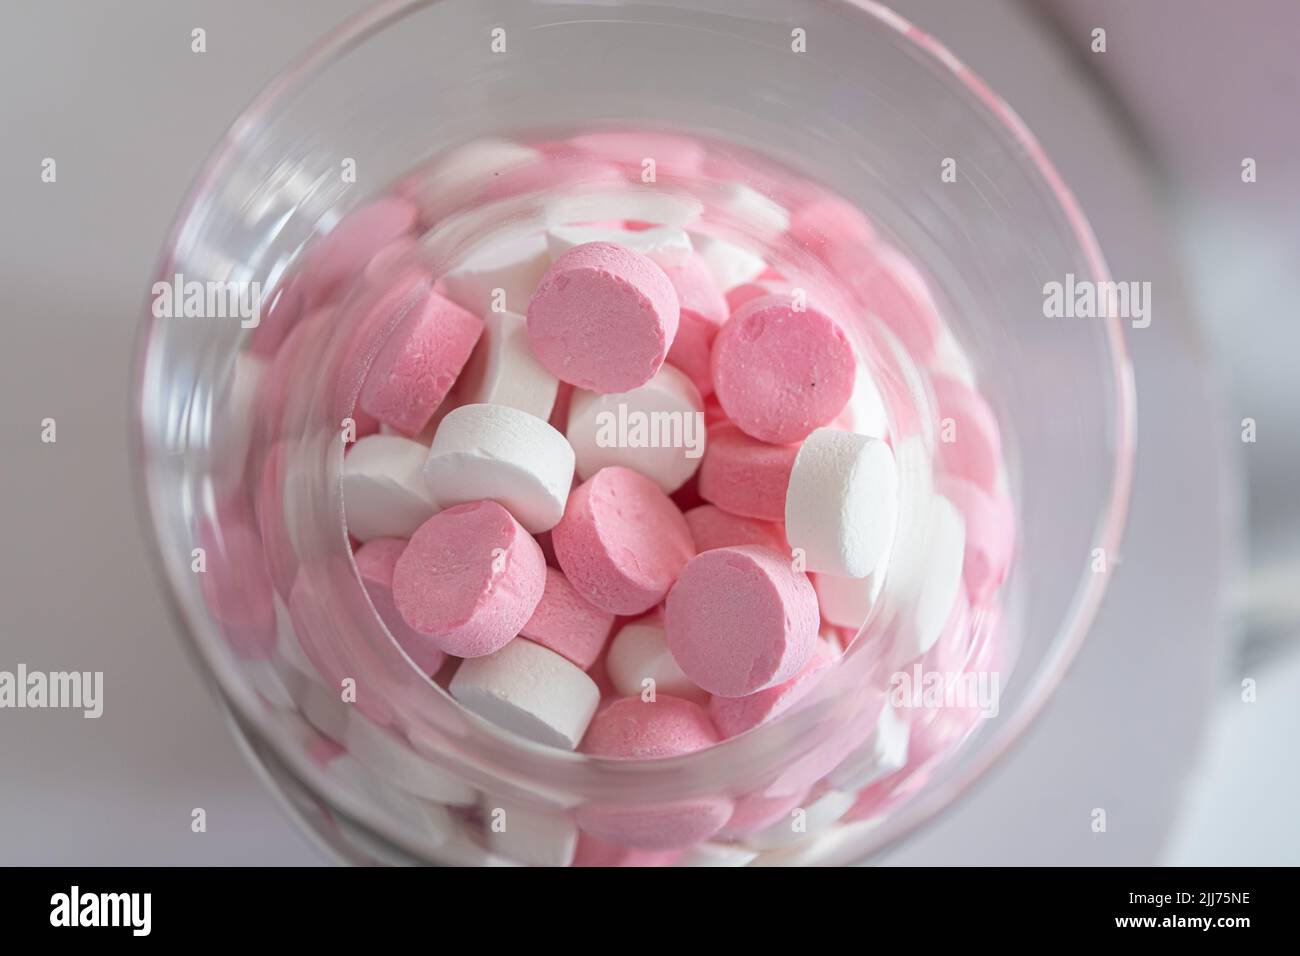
left=696, top=422, right=798, bottom=522
left=827, top=240, right=940, bottom=362
left=355, top=538, right=447, bottom=675
left=663, top=254, right=727, bottom=398
left=724, top=277, right=793, bottom=314
left=664, top=545, right=819, bottom=697
left=392, top=500, right=546, bottom=658
left=519, top=566, right=616, bottom=670
left=708, top=638, right=838, bottom=738
left=939, top=476, right=1015, bottom=604
left=551, top=467, right=694, bottom=616
left=302, top=196, right=418, bottom=306
left=359, top=289, right=482, bottom=437
left=711, top=293, right=856, bottom=443
left=527, top=242, right=680, bottom=393
left=684, top=504, right=787, bottom=554
left=933, top=375, right=1003, bottom=494
left=581, top=695, right=720, bottom=759
left=578, top=696, right=732, bottom=848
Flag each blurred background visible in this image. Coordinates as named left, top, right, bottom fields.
left=0, top=0, right=1295, bottom=864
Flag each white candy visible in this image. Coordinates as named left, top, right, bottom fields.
left=343, top=715, right=478, bottom=807
left=673, top=841, right=759, bottom=867
left=423, top=403, right=574, bottom=533
left=453, top=311, right=558, bottom=422
left=891, top=493, right=966, bottom=664
left=785, top=428, right=898, bottom=578
left=813, top=563, right=888, bottom=629
left=342, top=434, right=437, bottom=541
left=743, top=788, right=858, bottom=850
left=450, top=638, right=600, bottom=751
left=442, top=232, right=550, bottom=316
left=545, top=224, right=693, bottom=268
left=565, top=364, right=705, bottom=494
left=839, top=364, right=889, bottom=440
left=545, top=190, right=703, bottom=229
left=690, top=233, right=767, bottom=290
left=211, top=352, right=266, bottom=480
left=827, top=703, right=910, bottom=791
left=714, top=182, right=790, bottom=238
left=605, top=617, right=707, bottom=704
left=406, top=138, right=540, bottom=222
left=482, top=799, right=577, bottom=867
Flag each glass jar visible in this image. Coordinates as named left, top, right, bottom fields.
left=133, top=0, right=1134, bottom=865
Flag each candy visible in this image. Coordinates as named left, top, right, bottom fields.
left=812, top=564, right=888, bottom=629
left=662, top=253, right=728, bottom=398
left=890, top=493, right=966, bottom=665
left=451, top=311, right=559, bottom=422
left=423, top=403, right=574, bottom=533
left=690, top=233, right=766, bottom=291
left=605, top=616, right=707, bottom=703
left=354, top=538, right=447, bottom=675
left=665, top=546, right=819, bottom=697
left=708, top=639, right=838, bottom=738
left=358, top=289, right=482, bottom=436
left=442, top=232, right=552, bottom=317
left=302, top=196, right=418, bottom=305
left=696, top=422, right=798, bottom=522
left=527, top=242, right=680, bottom=393
left=450, top=637, right=601, bottom=750
left=577, top=696, right=731, bottom=848
left=684, top=504, right=786, bottom=554
left=711, top=293, right=856, bottom=444
left=938, top=476, right=1014, bottom=604
left=825, top=702, right=910, bottom=791
left=565, top=363, right=705, bottom=494
left=519, top=567, right=616, bottom=670
left=483, top=799, right=578, bottom=868
left=784, top=428, right=898, bottom=578
left=342, top=434, right=437, bottom=542
left=743, top=787, right=857, bottom=850
left=551, top=466, right=694, bottom=615
left=392, top=500, right=546, bottom=658
left=545, top=224, right=693, bottom=269
left=933, top=375, right=1002, bottom=494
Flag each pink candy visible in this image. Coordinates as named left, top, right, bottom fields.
left=552, top=466, right=694, bottom=616
left=519, top=567, right=616, bottom=670
left=359, top=287, right=481, bottom=436
left=697, top=422, right=798, bottom=522
left=711, top=293, right=856, bottom=444
left=665, top=545, right=819, bottom=697
left=663, top=254, right=727, bottom=398
left=933, top=375, right=1003, bottom=494
left=708, top=638, right=838, bottom=738
left=354, top=538, right=447, bottom=675
left=578, top=696, right=732, bottom=848
left=527, top=242, right=680, bottom=393
left=684, top=503, right=787, bottom=554
left=392, top=501, right=546, bottom=658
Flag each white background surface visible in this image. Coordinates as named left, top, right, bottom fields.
left=0, top=0, right=1294, bottom=864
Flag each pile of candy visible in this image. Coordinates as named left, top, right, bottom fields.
left=206, top=131, right=1016, bottom=865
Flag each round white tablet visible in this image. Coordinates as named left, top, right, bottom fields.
left=450, top=638, right=601, bottom=751
left=423, top=403, right=575, bottom=533
left=342, top=433, right=437, bottom=541
left=785, top=428, right=898, bottom=578
left=566, top=364, right=705, bottom=494
left=605, top=616, right=707, bottom=704
left=453, top=311, right=558, bottom=422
